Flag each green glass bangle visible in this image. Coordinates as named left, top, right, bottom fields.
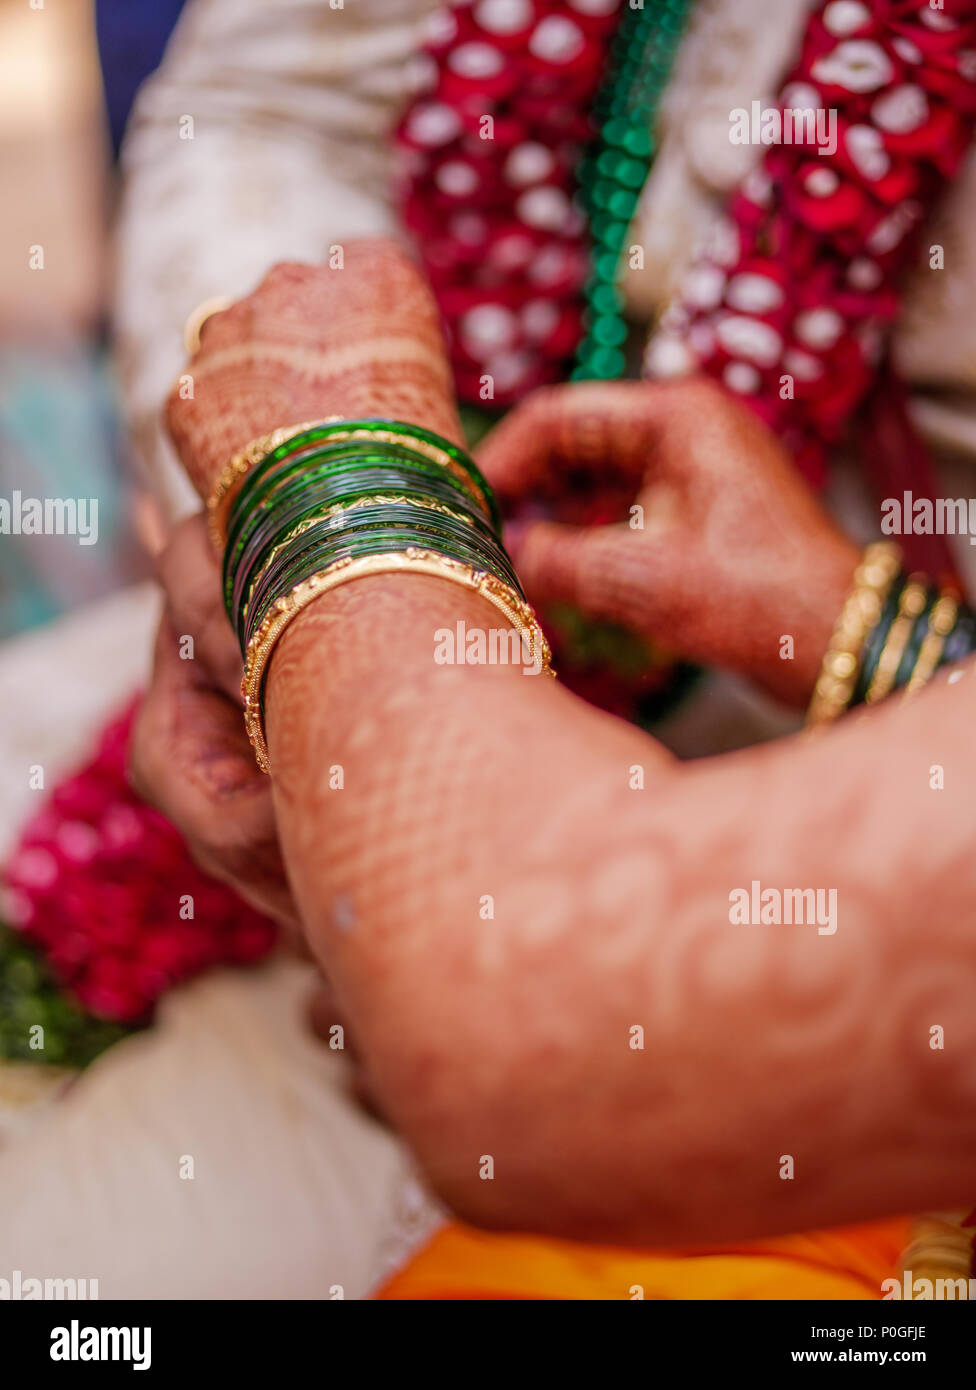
left=851, top=572, right=906, bottom=706
left=215, top=416, right=496, bottom=551
left=239, top=503, right=519, bottom=647
left=358, top=419, right=502, bottom=531
left=893, top=585, right=939, bottom=691
left=225, top=449, right=484, bottom=614
left=228, top=432, right=487, bottom=545
left=941, top=604, right=976, bottom=667
left=244, top=503, right=521, bottom=635
left=224, top=436, right=485, bottom=589
left=245, top=509, right=519, bottom=632
left=244, top=524, right=522, bottom=657
left=242, top=505, right=521, bottom=645
left=227, top=457, right=496, bottom=622
left=226, top=418, right=500, bottom=536
left=224, top=436, right=496, bottom=600
left=221, top=422, right=364, bottom=537
left=231, top=472, right=495, bottom=631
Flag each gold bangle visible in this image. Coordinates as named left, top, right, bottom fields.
left=864, top=576, right=928, bottom=704
left=240, top=493, right=482, bottom=629
left=182, top=295, right=233, bottom=356
left=806, top=542, right=901, bottom=728
left=205, top=419, right=337, bottom=552
left=904, top=593, right=959, bottom=696
left=206, top=421, right=493, bottom=552
left=241, top=548, right=555, bottom=773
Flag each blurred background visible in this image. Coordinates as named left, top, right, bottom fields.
left=0, top=0, right=185, bottom=638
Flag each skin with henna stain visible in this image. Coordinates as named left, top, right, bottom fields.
left=136, top=240, right=976, bottom=1245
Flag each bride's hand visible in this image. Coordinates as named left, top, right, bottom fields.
left=478, top=378, right=860, bottom=706
left=130, top=514, right=299, bottom=931
left=166, top=241, right=463, bottom=499
left=139, top=239, right=464, bottom=924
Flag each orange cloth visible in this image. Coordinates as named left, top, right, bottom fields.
left=377, top=1217, right=912, bottom=1301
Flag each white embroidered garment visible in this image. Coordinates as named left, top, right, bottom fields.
left=0, top=585, right=441, bottom=1298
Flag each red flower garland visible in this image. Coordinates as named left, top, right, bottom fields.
left=398, top=0, right=623, bottom=406
left=2, top=705, right=276, bottom=1023
left=645, top=0, right=976, bottom=492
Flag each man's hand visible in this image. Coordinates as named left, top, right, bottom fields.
left=478, top=378, right=861, bottom=705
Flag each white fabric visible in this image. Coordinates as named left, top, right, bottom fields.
left=0, top=588, right=440, bottom=1298
left=113, top=0, right=440, bottom=518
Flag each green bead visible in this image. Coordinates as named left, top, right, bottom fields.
left=572, top=0, right=692, bottom=380
left=616, top=156, right=648, bottom=190
left=590, top=315, right=629, bottom=348
left=621, top=125, right=653, bottom=159
left=589, top=345, right=627, bottom=377
left=600, top=116, right=631, bottom=149
left=606, top=98, right=632, bottom=121
left=589, top=179, right=616, bottom=212
left=590, top=212, right=626, bottom=244
left=583, top=275, right=614, bottom=304
left=596, top=149, right=623, bottom=179
left=594, top=250, right=620, bottom=281
left=607, top=188, right=638, bottom=220
left=591, top=283, right=624, bottom=315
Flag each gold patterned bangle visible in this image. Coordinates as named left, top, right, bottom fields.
left=206, top=421, right=493, bottom=552
left=864, top=576, right=928, bottom=705
left=241, top=548, right=555, bottom=773
left=903, top=593, right=959, bottom=696
left=806, top=542, right=901, bottom=728
left=205, top=419, right=337, bottom=552
left=182, top=296, right=233, bottom=356
left=240, top=493, right=483, bottom=628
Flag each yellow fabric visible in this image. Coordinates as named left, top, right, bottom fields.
left=377, top=1217, right=912, bottom=1301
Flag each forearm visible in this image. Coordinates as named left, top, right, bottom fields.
left=266, top=575, right=670, bottom=1224
left=267, top=585, right=976, bottom=1243
left=158, top=239, right=975, bottom=1241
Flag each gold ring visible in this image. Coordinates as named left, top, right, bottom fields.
left=182, top=295, right=233, bottom=356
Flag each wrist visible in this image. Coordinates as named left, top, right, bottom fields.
left=760, top=537, right=862, bottom=708
left=264, top=576, right=530, bottom=776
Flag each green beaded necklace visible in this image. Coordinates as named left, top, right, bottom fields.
left=573, top=0, right=694, bottom=381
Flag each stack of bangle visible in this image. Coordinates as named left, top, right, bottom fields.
left=209, top=418, right=553, bottom=772
left=807, top=541, right=975, bottom=726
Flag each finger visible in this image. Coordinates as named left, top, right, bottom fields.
left=477, top=378, right=708, bottom=505
left=512, top=519, right=674, bottom=636
left=134, top=613, right=266, bottom=827
left=131, top=615, right=299, bottom=931
left=156, top=514, right=242, bottom=705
